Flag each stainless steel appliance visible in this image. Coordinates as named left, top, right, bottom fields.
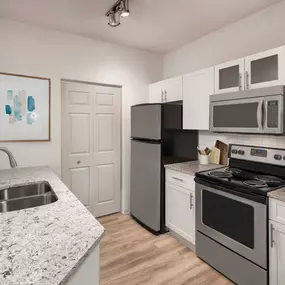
left=195, top=144, right=285, bottom=285
left=130, top=103, right=198, bottom=234
left=210, top=85, right=285, bottom=134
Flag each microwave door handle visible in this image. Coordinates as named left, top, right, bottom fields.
left=257, top=100, right=264, bottom=131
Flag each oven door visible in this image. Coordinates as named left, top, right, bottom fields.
left=196, top=182, right=267, bottom=269
left=210, top=97, right=264, bottom=133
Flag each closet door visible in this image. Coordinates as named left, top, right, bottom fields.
left=62, top=82, right=121, bottom=217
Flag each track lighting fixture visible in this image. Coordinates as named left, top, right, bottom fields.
left=108, top=12, right=120, bottom=27
left=106, top=0, right=130, bottom=27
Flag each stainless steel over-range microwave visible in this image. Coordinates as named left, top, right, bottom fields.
left=209, top=85, right=285, bottom=134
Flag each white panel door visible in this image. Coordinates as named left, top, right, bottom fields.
left=183, top=67, right=214, bottom=130
left=61, top=82, right=93, bottom=209
left=93, top=85, right=121, bottom=217
left=245, top=46, right=285, bottom=90
left=166, top=182, right=195, bottom=244
left=164, top=76, right=183, bottom=102
left=269, top=220, right=285, bottom=285
left=214, top=58, right=245, bottom=94
left=62, top=82, right=121, bottom=217
left=149, top=81, right=164, bottom=103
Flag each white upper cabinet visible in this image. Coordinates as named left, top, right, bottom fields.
left=164, top=76, right=183, bottom=102
left=149, top=76, right=183, bottom=103
left=215, top=58, right=245, bottom=94
left=149, top=81, right=164, bottom=103
left=245, top=46, right=285, bottom=90
left=183, top=67, right=214, bottom=130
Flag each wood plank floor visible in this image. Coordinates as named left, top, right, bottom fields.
left=98, top=213, right=233, bottom=285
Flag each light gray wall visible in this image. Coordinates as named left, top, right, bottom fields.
left=0, top=18, right=163, bottom=213
left=163, top=0, right=285, bottom=150
left=164, top=1, right=285, bottom=79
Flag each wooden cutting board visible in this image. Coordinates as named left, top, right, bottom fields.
left=215, top=140, right=228, bottom=165
left=209, top=146, right=221, bottom=164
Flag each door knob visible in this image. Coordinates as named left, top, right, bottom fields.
left=77, top=160, right=81, bottom=164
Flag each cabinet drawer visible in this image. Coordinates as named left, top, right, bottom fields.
left=165, top=169, right=195, bottom=190
left=270, top=198, right=285, bottom=225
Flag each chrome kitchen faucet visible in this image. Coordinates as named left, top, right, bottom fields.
left=0, top=147, right=18, bottom=168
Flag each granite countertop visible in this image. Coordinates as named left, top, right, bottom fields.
left=165, top=160, right=224, bottom=176
left=268, top=187, right=285, bottom=202
left=0, top=166, right=104, bottom=285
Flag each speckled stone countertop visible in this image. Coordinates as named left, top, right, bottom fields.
left=268, top=187, right=285, bottom=202
left=165, top=160, right=224, bottom=176
left=0, top=166, right=104, bottom=285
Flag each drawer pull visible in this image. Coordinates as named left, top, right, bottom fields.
left=173, top=177, right=184, bottom=182
left=77, top=160, right=81, bottom=164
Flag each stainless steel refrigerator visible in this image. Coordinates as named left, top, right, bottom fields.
left=130, top=103, right=198, bottom=234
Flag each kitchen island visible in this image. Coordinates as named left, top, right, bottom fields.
left=0, top=166, right=104, bottom=285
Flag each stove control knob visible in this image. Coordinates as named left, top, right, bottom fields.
left=274, top=154, right=282, bottom=160
left=238, top=150, right=245, bottom=155
left=231, top=149, right=238, bottom=154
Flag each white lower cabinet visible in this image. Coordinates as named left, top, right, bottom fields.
left=165, top=172, right=195, bottom=245
left=67, top=243, right=100, bottom=285
left=269, top=198, right=285, bottom=285
left=269, top=221, right=285, bottom=285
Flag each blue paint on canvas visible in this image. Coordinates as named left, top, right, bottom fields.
left=7, top=90, right=13, bottom=100
left=27, top=112, right=34, bottom=125
left=13, top=95, right=22, bottom=121
left=27, top=96, right=35, bottom=112
left=5, top=105, right=12, bottom=115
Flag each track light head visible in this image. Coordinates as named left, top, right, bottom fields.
left=120, top=0, right=130, bottom=18
left=106, top=0, right=130, bottom=27
left=108, top=12, right=120, bottom=27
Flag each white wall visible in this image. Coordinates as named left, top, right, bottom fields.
left=0, top=19, right=163, bottom=212
left=163, top=0, right=285, bottom=150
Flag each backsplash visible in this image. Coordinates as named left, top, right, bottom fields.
left=199, top=131, right=285, bottom=149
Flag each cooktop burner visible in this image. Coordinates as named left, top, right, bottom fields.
left=254, top=175, right=284, bottom=186
left=225, top=167, right=243, bottom=175
left=208, top=171, right=232, bottom=178
left=243, top=180, right=268, bottom=188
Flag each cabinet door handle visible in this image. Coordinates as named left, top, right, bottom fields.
left=161, top=90, right=164, bottom=102
left=239, top=73, right=242, bottom=90
left=246, top=70, right=250, bottom=90
left=173, top=177, right=183, bottom=182
left=190, top=193, right=193, bottom=209
left=270, top=223, right=275, bottom=248
left=165, top=90, right=167, bottom=102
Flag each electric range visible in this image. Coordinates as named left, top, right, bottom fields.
left=195, top=144, right=285, bottom=285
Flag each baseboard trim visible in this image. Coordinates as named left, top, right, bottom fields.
left=169, top=229, right=196, bottom=252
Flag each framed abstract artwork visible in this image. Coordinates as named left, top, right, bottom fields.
left=0, top=72, right=51, bottom=142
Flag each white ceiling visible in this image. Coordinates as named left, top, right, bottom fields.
left=0, top=0, right=282, bottom=53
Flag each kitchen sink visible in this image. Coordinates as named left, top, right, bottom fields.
left=0, top=193, right=58, bottom=212
left=0, top=182, right=53, bottom=200
left=0, top=182, right=58, bottom=213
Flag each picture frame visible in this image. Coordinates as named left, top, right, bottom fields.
left=0, top=72, right=51, bottom=142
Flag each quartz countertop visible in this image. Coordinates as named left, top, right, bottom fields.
left=164, top=160, right=224, bottom=176
left=268, top=187, right=285, bottom=202
left=0, top=166, right=104, bottom=285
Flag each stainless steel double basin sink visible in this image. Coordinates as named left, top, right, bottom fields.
left=0, top=182, right=58, bottom=213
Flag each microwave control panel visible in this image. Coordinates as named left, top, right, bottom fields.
left=267, top=100, right=279, bottom=128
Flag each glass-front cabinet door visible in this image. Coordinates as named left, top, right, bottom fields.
left=245, top=46, right=285, bottom=90
left=214, top=58, right=245, bottom=94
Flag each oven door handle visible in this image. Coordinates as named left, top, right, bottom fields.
left=257, top=99, right=264, bottom=131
